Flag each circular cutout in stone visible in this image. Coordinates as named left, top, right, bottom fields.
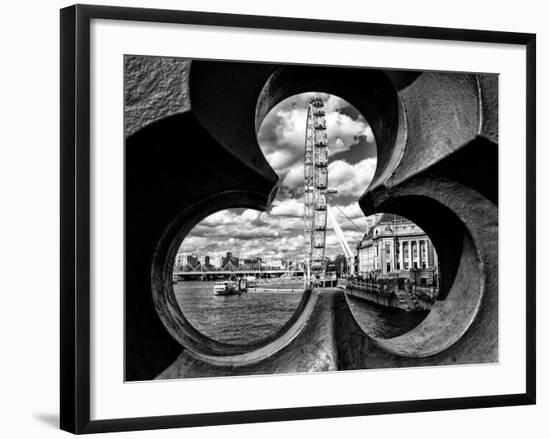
left=346, top=213, right=440, bottom=339
left=172, top=92, right=378, bottom=345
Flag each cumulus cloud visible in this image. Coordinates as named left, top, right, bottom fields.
left=258, top=93, right=376, bottom=179
left=338, top=202, right=366, bottom=219
left=324, top=94, right=348, bottom=112
left=201, top=209, right=238, bottom=227
left=328, top=158, right=377, bottom=198
left=281, top=163, right=304, bottom=189
left=178, top=92, right=379, bottom=262
left=179, top=205, right=372, bottom=261
left=325, top=111, right=374, bottom=156
left=265, top=148, right=302, bottom=173
left=270, top=198, right=303, bottom=217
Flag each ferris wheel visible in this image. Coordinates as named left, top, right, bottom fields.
left=304, top=96, right=328, bottom=281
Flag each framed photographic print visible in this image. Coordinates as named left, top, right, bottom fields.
left=60, top=4, right=536, bottom=434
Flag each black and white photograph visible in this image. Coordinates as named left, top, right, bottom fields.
left=124, top=55, right=499, bottom=381
left=0, top=0, right=537, bottom=436
left=0, top=0, right=545, bottom=435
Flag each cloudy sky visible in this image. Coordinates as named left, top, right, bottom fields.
left=178, top=93, right=378, bottom=263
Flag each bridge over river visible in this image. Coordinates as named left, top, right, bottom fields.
left=173, top=269, right=305, bottom=280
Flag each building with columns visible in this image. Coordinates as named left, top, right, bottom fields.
left=356, top=214, right=438, bottom=284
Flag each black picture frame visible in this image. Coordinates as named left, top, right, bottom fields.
left=60, top=4, right=536, bottom=434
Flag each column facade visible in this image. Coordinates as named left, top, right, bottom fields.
left=399, top=241, right=405, bottom=270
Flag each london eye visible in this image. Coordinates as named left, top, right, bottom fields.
left=304, top=96, right=329, bottom=282
left=304, top=96, right=356, bottom=284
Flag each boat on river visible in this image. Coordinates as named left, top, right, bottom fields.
left=213, top=281, right=240, bottom=296
left=213, top=278, right=248, bottom=295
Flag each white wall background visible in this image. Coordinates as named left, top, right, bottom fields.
left=0, top=0, right=547, bottom=437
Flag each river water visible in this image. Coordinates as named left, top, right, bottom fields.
left=174, top=281, right=428, bottom=345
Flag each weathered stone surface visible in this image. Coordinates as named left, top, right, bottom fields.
left=370, top=72, right=498, bottom=190
left=124, top=55, right=191, bottom=137
left=478, top=74, right=499, bottom=143
left=385, top=72, right=480, bottom=186
left=125, top=112, right=276, bottom=380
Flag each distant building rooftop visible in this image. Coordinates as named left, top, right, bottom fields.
left=359, top=214, right=420, bottom=246
left=378, top=213, right=409, bottom=224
